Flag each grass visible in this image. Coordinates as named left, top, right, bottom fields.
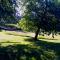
left=0, top=30, right=60, bottom=60
left=38, top=34, right=60, bottom=43
left=0, top=30, right=33, bottom=46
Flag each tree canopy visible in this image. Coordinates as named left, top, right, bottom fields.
left=20, top=0, right=60, bottom=39
left=0, top=0, right=16, bottom=24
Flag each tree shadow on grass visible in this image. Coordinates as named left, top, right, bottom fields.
left=6, top=32, right=33, bottom=38
left=0, top=43, right=56, bottom=60
left=25, top=38, right=60, bottom=58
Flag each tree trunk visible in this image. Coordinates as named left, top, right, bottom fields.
left=52, top=33, right=54, bottom=38
left=34, top=27, right=40, bottom=40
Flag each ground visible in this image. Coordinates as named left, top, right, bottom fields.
left=0, top=30, right=60, bottom=60
left=0, top=30, right=35, bottom=46
left=0, top=30, right=60, bottom=46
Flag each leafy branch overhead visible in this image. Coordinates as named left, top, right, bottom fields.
left=20, top=0, right=60, bottom=39
left=0, top=0, right=16, bottom=24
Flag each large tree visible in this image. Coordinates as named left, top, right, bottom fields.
left=21, top=0, right=60, bottom=40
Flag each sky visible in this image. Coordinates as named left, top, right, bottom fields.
left=15, top=0, right=25, bottom=16
left=15, top=0, right=60, bottom=17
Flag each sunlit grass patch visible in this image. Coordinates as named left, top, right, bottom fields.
left=38, top=35, right=58, bottom=40
left=0, top=37, right=32, bottom=46
left=0, top=31, right=33, bottom=46
left=38, top=34, right=60, bottom=43
left=0, top=31, right=58, bottom=60
left=38, top=35, right=46, bottom=39
left=0, top=30, right=60, bottom=45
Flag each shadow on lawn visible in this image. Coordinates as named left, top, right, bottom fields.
left=6, top=32, right=33, bottom=38
left=25, top=38, right=60, bottom=52
left=25, top=38, right=60, bottom=58
left=0, top=42, right=57, bottom=60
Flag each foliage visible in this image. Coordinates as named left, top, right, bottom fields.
left=21, top=0, right=60, bottom=39
left=0, top=0, right=16, bottom=24
left=18, top=18, right=37, bottom=32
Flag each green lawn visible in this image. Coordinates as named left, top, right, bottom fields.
left=0, top=30, right=60, bottom=44
left=0, top=30, right=34, bottom=46
left=0, top=30, right=60, bottom=60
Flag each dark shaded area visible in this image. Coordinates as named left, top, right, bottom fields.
left=0, top=41, right=57, bottom=60
left=25, top=38, right=60, bottom=59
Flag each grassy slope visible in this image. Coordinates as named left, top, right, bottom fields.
left=0, top=30, right=33, bottom=46
left=0, top=30, right=60, bottom=43
left=0, top=30, right=60, bottom=60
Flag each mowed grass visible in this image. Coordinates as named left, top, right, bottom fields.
left=0, top=30, right=34, bottom=46
left=38, top=34, right=60, bottom=43
left=0, top=30, right=60, bottom=60
left=0, top=30, right=60, bottom=46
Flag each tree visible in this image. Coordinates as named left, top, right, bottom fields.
left=21, top=0, right=59, bottom=40
left=0, top=0, right=16, bottom=24
left=18, top=18, right=37, bottom=32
